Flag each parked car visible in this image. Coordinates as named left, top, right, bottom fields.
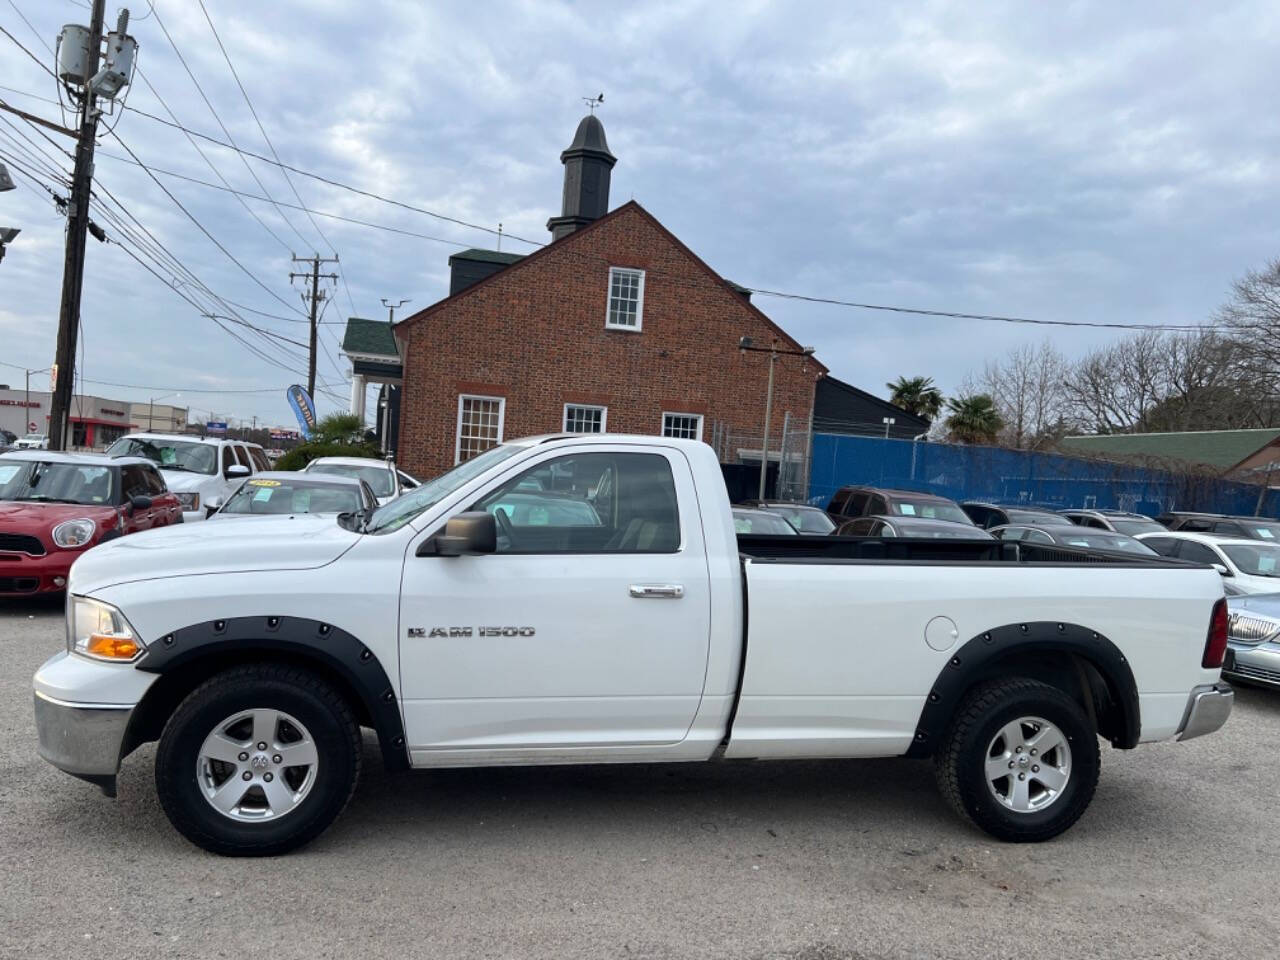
left=837, top=515, right=994, bottom=539
left=34, top=432, right=1232, bottom=855
left=0, top=428, right=17, bottom=445
left=1222, top=592, right=1280, bottom=689
left=1059, top=509, right=1167, bottom=536
left=732, top=506, right=799, bottom=535
left=825, top=486, right=973, bottom=526
left=302, top=456, right=419, bottom=505
left=0, top=450, right=181, bottom=596
left=1137, top=531, right=1280, bottom=593
left=212, top=473, right=377, bottom=519
left=737, top=499, right=836, bottom=534
left=1154, top=511, right=1280, bottom=541
left=991, top=525, right=1157, bottom=556
left=961, top=502, right=1075, bottom=530
left=14, top=432, right=49, bottom=449
left=106, top=433, right=269, bottom=521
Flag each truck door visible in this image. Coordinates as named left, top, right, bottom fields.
left=397, top=445, right=711, bottom=753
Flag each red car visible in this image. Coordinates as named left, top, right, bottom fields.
left=0, top=451, right=182, bottom=596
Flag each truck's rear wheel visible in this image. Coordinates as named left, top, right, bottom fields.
left=155, top=664, right=361, bottom=856
left=934, top=677, right=1099, bottom=842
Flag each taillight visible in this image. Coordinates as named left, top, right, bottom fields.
left=1203, top=597, right=1229, bottom=669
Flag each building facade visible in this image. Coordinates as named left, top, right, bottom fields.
left=0, top=387, right=136, bottom=448
left=391, top=115, right=826, bottom=479
left=128, top=402, right=190, bottom=435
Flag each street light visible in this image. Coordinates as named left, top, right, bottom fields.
left=0, top=226, right=19, bottom=265
left=149, top=392, right=180, bottom=432
left=738, top=336, right=816, bottom=500
left=882, top=416, right=896, bottom=439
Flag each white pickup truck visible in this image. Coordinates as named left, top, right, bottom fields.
left=33, top=434, right=1234, bottom=855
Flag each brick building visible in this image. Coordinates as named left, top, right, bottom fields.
left=390, top=115, right=827, bottom=478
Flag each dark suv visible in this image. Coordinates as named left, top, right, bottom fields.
left=825, top=486, right=973, bottom=526
left=961, top=502, right=1075, bottom=530
left=1156, top=511, right=1280, bottom=541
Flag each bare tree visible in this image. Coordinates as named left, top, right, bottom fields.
left=975, top=341, right=1071, bottom=448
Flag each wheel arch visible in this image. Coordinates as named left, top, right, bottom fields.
left=123, top=616, right=409, bottom=771
left=905, top=621, right=1141, bottom=759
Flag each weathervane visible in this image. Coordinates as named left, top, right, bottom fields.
left=582, top=92, right=604, bottom=114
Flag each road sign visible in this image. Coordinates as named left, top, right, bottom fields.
left=29, top=421, right=37, bottom=432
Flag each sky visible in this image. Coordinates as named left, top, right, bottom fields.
left=1, top=0, right=1277, bottom=431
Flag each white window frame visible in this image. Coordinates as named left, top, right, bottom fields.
left=562, top=403, right=607, bottom=434
left=455, top=394, right=506, bottom=464
left=661, top=411, right=703, bottom=442
left=605, top=266, right=645, bottom=332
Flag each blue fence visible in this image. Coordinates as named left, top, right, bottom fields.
left=807, top=433, right=1280, bottom=518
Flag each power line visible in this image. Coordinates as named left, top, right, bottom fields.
left=0, top=22, right=56, bottom=80
left=0, top=83, right=59, bottom=106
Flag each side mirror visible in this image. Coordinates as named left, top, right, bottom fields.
left=419, top=511, right=497, bottom=557
left=130, top=495, right=153, bottom=511
left=1213, top=563, right=1231, bottom=577
left=226, top=464, right=250, bottom=478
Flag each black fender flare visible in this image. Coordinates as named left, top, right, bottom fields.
left=129, top=615, right=409, bottom=771
left=904, top=621, right=1141, bottom=758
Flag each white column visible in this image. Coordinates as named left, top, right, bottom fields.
left=350, top=373, right=366, bottom=421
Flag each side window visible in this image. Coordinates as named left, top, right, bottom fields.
left=828, top=491, right=849, bottom=515
left=842, top=517, right=874, bottom=535
left=249, top=447, right=271, bottom=472
left=1181, top=518, right=1213, bottom=532
left=965, top=505, right=990, bottom=527
left=472, top=452, right=679, bottom=554
left=397, top=471, right=419, bottom=490
left=121, top=465, right=150, bottom=499
left=1142, top=536, right=1177, bottom=556
left=1176, top=541, right=1221, bottom=566
left=1084, top=517, right=1107, bottom=529
left=1026, top=530, right=1054, bottom=544
left=144, top=465, right=167, bottom=495
left=221, top=446, right=236, bottom=476
left=999, top=527, right=1025, bottom=541
left=1212, top=521, right=1242, bottom=536
left=232, top=445, right=252, bottom=469
left=874, top=520, right=896, bottom=537
left=847, top=493, right=870, bottom=517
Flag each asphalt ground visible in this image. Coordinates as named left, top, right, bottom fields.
left=3, top=593, right=1277, bottom=960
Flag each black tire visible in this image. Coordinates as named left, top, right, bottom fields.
left=934, top=677, right=1100, bottom=843
left=155, top=663, right=361, bottom=856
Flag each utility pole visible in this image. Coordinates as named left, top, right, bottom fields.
left=48, top=0, right=107, bottom=450
left=738, top=336, right=815, bottom=501
left=291, top=253, right=339, bottom=399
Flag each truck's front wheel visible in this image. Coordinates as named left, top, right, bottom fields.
left=155, top=664, right=362, bottom=856
left=934, top=677, right=1099, bottom=842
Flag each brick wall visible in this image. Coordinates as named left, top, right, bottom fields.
left=395, top=202, right=823, bottom=478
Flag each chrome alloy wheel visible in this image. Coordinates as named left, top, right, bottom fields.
left=984, top=716, right=1072, bottom=813
left=196, top=708, right=319, bottom=822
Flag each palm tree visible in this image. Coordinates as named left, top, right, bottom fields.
left=886, top=375, right=943, bottom=421
left=944, top=394, right=1005, bottom=445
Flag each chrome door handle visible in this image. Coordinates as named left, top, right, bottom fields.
left=629, top=583, right=684, bottom=599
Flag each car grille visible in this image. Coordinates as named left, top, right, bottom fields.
left=0, top=577, right=39, bottom=593
left=0, top=533, right=45, bottom=556
left=1227, top=661, right=1280, bottom=686
left=1228, top=613, right=1280, bottom=645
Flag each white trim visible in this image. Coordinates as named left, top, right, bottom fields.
left=455, top=394, right=506, bottom=464
left=605, top=266, right=645, bottom=332
left=562, top=403, right=608, bottom=434
left=661, top=411, right=704, bottom=442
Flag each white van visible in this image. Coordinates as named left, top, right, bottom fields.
left=105, top=434, right=269, bottom=521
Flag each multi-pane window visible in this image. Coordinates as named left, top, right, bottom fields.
left=456, top=395, right=505, bottom=463
left=606, top=267, right=645, bottom=330
left=661, top=412, right=703, bottom=441
left=563, top=404, right=606, bottom=434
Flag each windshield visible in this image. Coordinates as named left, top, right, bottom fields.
left=892, top=499, right=971, bottom=524
left=106, top=437, right=217, bottom=475
left=733, top=510, right=798, bottom=535
left=767, top=505, right=835, bottom=534
left=220, top=477, right=362, bottom=516
left=901, top=521, right=991, bottom=539
left=1239, top=521, right=1280, bottom=541
left=0, top=460, right=115, bottom=505
left=308, top=462, right=395, bottom=498
left=22, top=434, right=44, bottom=442
left=365, top=444, right=526, bottom=534
left=1007, top=510, right=1073, bottom=526
left=1110, top=518, right=1166, bottom=536
left=1223, top=544, right=1280, bottom=577
left=1058, top=533, right=1155, bottom=555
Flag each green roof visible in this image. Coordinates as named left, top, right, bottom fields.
left=341, top=318, right=399, bottom=358
left=447, top=248, right=526, bottom=266
left=1059, top=429, right=1280, bottom=471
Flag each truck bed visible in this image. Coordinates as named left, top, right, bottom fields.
left=736, top=533, right=1186, bottom=566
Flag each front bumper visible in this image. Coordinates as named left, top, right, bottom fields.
left=1224, top=641, right=1280, bottom=689
left=0, top=550, right=75, bottom=595
left=34, top=690, right=132, bottom=796
left=1176, top=682, right=1234, bottom=742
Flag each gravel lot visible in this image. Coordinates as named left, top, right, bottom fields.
left=4, top=594, right=1278, bottom=960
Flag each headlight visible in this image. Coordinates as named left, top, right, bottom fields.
left=52, top=518, right=96, bottom=548
left=175, top=492, right=200, bottom=511
left=68, top=597, right=144, bottom=661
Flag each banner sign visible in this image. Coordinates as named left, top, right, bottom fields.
left=287, top=384, right=317, bottom=440
left=206, top=421, right=228, bottom=434
left=270, top=430, right=300, bottom=441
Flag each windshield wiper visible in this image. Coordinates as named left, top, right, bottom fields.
left=20, top=496, right=83, bottom=504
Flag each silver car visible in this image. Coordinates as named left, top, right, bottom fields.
left=1224, top=593, right=1280, bottom=689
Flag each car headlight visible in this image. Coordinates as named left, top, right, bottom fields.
left=68, top=596, right=144, bottom=661
left=52, top=518, right=96, bottom=548
left=174, top=492, right=200, bottom=511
